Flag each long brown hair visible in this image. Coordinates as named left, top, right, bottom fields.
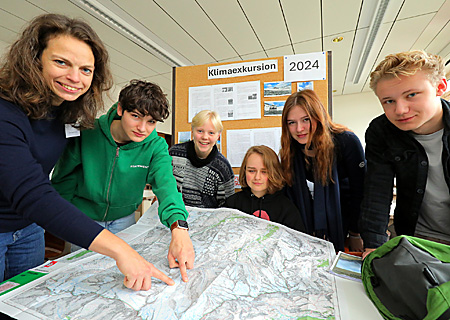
left=0, top=13, right=113, bottom=129
left=239, top=145, right=285, bottom=194
left=280, top=90, right=347, bottom=186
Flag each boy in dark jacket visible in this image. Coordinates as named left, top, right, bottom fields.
left=360, top=51, right=449, bottom=258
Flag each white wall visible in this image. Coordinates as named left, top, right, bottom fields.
left=332, top=91, right=384, bottom=147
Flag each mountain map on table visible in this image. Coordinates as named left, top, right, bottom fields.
left=1, top=204, right=340, bottom=319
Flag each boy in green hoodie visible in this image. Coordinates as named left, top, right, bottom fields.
left=52, top=79, right=194, bottom=282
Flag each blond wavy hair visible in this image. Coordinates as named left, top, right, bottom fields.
left=370, top=50, right=444, bottom=92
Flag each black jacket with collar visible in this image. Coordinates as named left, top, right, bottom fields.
left=224, top=187, right=305, bottom=232
left=360, top=98, right=450, bottom=248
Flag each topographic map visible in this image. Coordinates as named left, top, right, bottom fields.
left=0, top=205, right=339, bottom=320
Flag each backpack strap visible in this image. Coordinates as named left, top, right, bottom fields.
left=437, top=308, right=450, bottom=320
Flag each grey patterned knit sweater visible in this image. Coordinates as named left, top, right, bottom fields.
left=169, top=141, right=235, bottom=208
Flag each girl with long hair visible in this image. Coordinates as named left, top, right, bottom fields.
left=280, top=90, right=365, bottom=251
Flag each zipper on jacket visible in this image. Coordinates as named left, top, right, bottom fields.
left=103, top=146, right=119, bottom=221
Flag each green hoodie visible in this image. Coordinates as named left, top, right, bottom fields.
left=52, top=103, right=187, bottom=227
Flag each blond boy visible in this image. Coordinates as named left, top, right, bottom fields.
left=360, top=50, right=448, bottom=257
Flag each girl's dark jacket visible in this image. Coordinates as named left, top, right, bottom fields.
left=224, top=187, right=305, bottom=232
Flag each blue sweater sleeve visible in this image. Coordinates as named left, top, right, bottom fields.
left=0, top=99, right=103, bottom=249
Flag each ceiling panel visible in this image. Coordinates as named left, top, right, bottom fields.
left=426, top=21, right=450, bottom=55
left=109, top=41, right=174, bottom=76
left=218, top=56, right=243, bottom=63
left=1, top=0, right=46, bottom=21
left=143, top=73, right=172, bottom=94
left=0, top=39, right=11, bottom=55
left=154, top=0, right=238, bottom=61
left=322, top=0, right=362, bottom=36
left=324, top=30, right=356, bottom=95
left=113, top=1, right=214, bottom=65
left=109, top=62, right=141, bottom=82
left=111, top=73, right=128, bottom=86
left=293, top=38, right=323, bottom=55
left=196, top=0, right=262, bottom=57
left=0, top=9, right=30, bottom=32
left=413, top=1, right=450, bottom=49
left=106, top=46, right=158, bottom=79
left=0, top=24, right=19, bottom=45
left=240, top=51, right=269, bottom=61
left=266, top=44, right=294, bottom=57
left=281, top=0, right=321, bottom=43
left=398, top=0, right=445, bottom=19
left=239, top=0, right=290, bottom=50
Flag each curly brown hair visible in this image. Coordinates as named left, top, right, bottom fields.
left=280, top=90, right=347, bottom=186
left=118, top=80, right=170, bottom=121
left=239, top=145, right=285, bottom=194
left=0, top=13, right=113, bottom=129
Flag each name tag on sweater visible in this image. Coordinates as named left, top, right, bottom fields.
left=65, top=124, right=80, bottom=138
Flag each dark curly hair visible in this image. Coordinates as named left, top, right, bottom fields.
left=118, top=80, right=170, bottom=121
left=0, top=13, right=113, bottom=129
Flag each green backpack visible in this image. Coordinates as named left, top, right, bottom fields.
left=361, top=236, right=450, bottom=320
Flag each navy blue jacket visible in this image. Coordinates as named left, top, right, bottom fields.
left=360, top=99, right=450, bottom=248
left=0, top=98, right=103, bottom=249
left=288, top=131, right=365, bottom=234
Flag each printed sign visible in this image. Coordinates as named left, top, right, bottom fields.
left=208, top=60, right=278, bottom=79
left=284, top=52, right=326, bottom=82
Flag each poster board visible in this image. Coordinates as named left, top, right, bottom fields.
left=172, top=52, right=332, bottom=175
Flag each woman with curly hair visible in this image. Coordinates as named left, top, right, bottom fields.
left=0, top=14, right=174, bottom=289
left=280, top=90, right=365, bottom=252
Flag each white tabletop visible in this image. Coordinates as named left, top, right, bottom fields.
left=336, top=276, right=383, bottom=319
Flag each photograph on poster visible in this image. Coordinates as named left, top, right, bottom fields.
left=264, top=101, right=285, bottom=116
left=297, top=81, right=314, bottom=91
left=263, top=81, right=292, bottom=97
left=178, top=131, right=191, bottom=144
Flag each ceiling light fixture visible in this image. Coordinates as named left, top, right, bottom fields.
left=68, top=0, right=190, bottom=67
left=332, top=36, right=344, bottom=43
left=350, top=0, right=391, bottom=84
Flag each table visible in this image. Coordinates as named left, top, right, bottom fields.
left=0, top=204, right=383, bottom=320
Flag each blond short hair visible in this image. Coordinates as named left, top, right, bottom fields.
left=191, top=110, right=223, bottom=132
left=370, top=50, right=444, bottom=91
